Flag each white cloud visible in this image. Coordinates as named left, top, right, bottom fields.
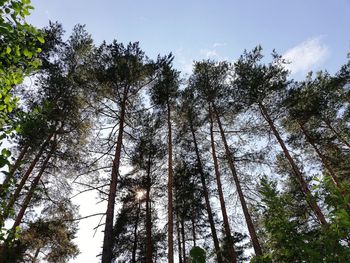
left=283, top=36, right=329, bottom=75
left=213, top=42, right=227, bottom=48
left=200, top=48, right=218, bottom=58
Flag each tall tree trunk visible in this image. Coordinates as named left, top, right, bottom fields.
left=176, top=216, right=183, bottom=263
left=189, top=122, right=223, bottom=263
left=259, top=103, right=328, bottom=225
left=323, top=119, right=350, bottom=149
left=2, top=133, right=53, bottom=222
left=209, top=105, right=237, bottom=263
left=167, top=100, right=174, bottom=263
left=102, top=88, right=128, bottom=263
left=180, top=217, right=186, bottom=263
left=1, top=144, right=30, bottom=196
left=11, top=138, right=57, bottom=231
left=191, top=216, right=196, bottom=248
left=146, top=153, right=153, bottom=263
left=132, top=201, right=141, bottom=263
left=212, top=104, right=263, bottom=257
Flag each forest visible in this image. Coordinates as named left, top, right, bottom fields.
left=1, top=1, right=350, bottom=262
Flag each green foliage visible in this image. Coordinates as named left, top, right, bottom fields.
left=189, top=246, right=206, bottom=263
left=253, top=176, right=350, bottom=262
left=0, top=0, right=44, bottom=128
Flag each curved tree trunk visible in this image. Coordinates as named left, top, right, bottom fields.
left=189, top=121, right=223, bottom=263
left=102, top=87, right=128, bottom=263
left=259, top=103, right=328, bottom=225
left=209, top=105, right=237, bottom=263
left=212, top=104, right=263, bottom=257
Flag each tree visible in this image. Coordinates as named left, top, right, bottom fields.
left=150, top=60, right=179, bottom=263
left=233, top=46, right=328, bottom=226
left=94, top=41, right=160, bottom=263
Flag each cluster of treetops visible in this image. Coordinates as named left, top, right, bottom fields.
left=0, top=1, right=350, bottom=262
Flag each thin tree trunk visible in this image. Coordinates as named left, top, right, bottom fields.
left=3, top=133, right=53, bottom=222
left=176, top=216, right=183, bottom=263
left=259, top=103, right=328, bottom=225
left=323, top=119, right=350, bottom=149
left=180, top=217, right=186, bottom=263
left=298, top=121, right=343, bottom=188
left=209, top=105, right=237, bottom=263
left=212, top=104, right=263, bottom=257
left=32, top=247, right=41, bottom=263
left=191, top=216, right=196, bottom=248
left=189, top=122, right=223, bottom=263
left=11, top=139, right=56, bottom=231
left=167, top=100, right=174, bottom=263
left=146, top=153, right=153, bottom=263
left=102, top=88, right=128, bottom=263
left=132, top=201, right=141, bottom=263
left=1, top=144, right=29, bottom=196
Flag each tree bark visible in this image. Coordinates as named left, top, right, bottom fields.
left=102, top=87, right=128, bottom=263
left=11, top=139, right=57, bottom=231
left=189, top=121, right=223, bottom=263
left=209, top=105, right=237, bottom=263
left=259, top=103, right=328, bottom=225
left=176, top=216, right=183, bottom=263
left=146, top=153, right=153, bottom=263
left=167, top=100, right=174, bottom=263
left=3, top=133, right=53, bottom=222
left=191, top=216, right=196, bottom=248
left=180, top=217, right=186, bottom=263
left=132, top=201, right=141, bottom=263
left=212, top=104, right=263, bottom=257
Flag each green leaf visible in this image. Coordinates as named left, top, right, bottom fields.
left=6, top=46, right=11, bottom=54
left=37, top=36, right=45, bottom=43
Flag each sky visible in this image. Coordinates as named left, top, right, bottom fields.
left=25, top=0, right=350, bottom=262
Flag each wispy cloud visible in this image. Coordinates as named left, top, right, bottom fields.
left=283, top=36, right=329, bottom=75
left=213, top=42, right=227, bottom=48
left=200, top=48, right=218, bottom=58
left=199, top=42, right=226, bottom=59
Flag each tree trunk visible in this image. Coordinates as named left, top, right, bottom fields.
left=11, top=139, right=56, bottom=231
left=146, top=154, right=153, bottom=263
left=298, top=121, right=343, bottom=188
left=191, top=216, right=196, bottom=248
left=1, top=144, right=29, bottom=196
left=132, top=201, right=141, bottom=263
left=189, top=122, right=223, bottom=263
left=102, top=88, right=128, bottom=263
left=3, top=133, right=53, bottom=222
left=209, top=105, right=237, bottom=263
left=167, top=100, right=174, bottom=263
left=212, top=104, right=263, bottom=257
left=180, top=217, right=186, bottom=263
left=176, top=216, right=183, bottom=263
left=259, top=103, right=328, bottom=225
left=323, top=119, right=350, bottom=149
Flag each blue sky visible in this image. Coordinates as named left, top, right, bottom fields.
left=28, top=0, right=350, bottom=78
left=25, top=1, right=350, bottom=262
